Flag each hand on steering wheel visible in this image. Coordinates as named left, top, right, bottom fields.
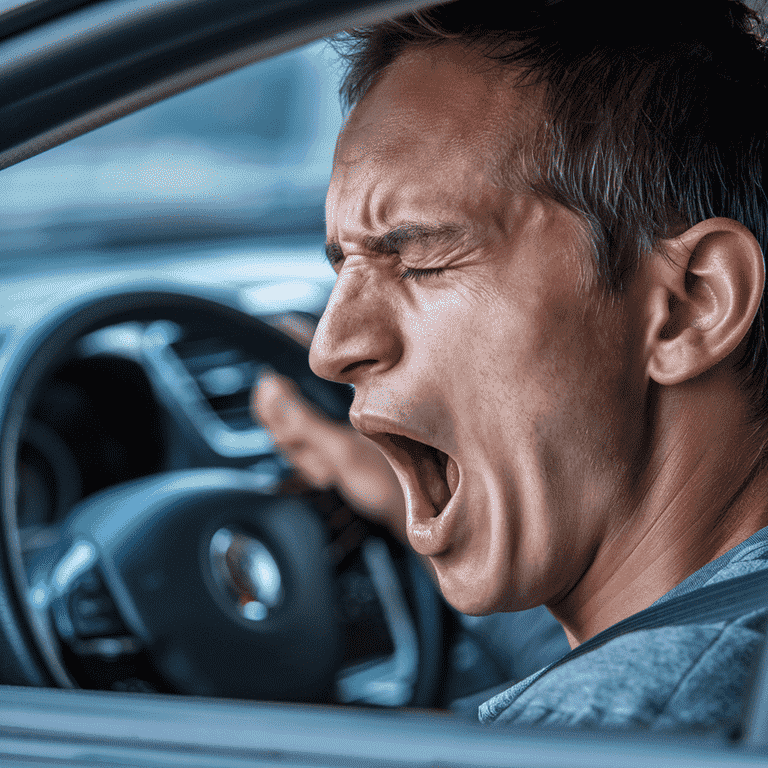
left=252, top=368, right=408, bottom=545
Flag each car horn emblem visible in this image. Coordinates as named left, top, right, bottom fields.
left=208, top=528, right=283, bottom=622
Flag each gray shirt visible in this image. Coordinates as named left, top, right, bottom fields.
left=479, top=526, right=768, bottom=732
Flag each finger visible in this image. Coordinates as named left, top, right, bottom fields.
left=251, top=371, right=338, bottom=486
left=278, top=443, right=334, bottom=489
left=251, top=371, right=321, bottom=437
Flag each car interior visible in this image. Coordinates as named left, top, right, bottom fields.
left=0, top=0, right=768, bottom=766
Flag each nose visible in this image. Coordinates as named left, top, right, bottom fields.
left=309, top=267, right=403, bottom=385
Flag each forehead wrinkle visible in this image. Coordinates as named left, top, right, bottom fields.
left=330, top=160, right=379, bottom=240
left=329, top=44, right=550, bottom=262
left=336, top=109, right=422, bottom=174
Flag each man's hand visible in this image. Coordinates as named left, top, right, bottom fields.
left=251, top=371, right=408, bottom=543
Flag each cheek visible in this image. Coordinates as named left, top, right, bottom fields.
left=474, top=288, right=638, bottom=457
left=529, top=307, right=645, bottom=499
left=400, top=293, right=476, bottom=386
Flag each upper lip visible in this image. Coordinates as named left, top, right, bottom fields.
left=349, top=411, right=447, bottom=458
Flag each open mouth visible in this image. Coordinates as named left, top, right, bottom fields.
left=383, top=433, right=459, bottom=516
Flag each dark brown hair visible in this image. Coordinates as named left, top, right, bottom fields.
left=332, top=0, right=768, bottom=417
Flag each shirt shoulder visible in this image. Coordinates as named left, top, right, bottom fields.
left=484, top=613, right=765, bottom=730
left=480, top=529, right=768, bottom=731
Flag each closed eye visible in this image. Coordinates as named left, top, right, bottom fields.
left=398, top=266, right=445, bottom=282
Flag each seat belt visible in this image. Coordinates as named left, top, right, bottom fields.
left=538, top=566, right=768, bottom=743
left=549, top=566, right=768, bottom=672
left=452, top=567, right=768, bottom=718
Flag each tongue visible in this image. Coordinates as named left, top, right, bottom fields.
left=424, top=460, right=451, bottom=514
left=423, top=454, right=459, bottom=515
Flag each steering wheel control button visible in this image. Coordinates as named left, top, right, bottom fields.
left=68, top=568, right=129, bottom=639
left=209, top=528, right=283, bottom=622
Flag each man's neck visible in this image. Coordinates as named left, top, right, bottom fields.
left=548, top=374, right=768, bottom=648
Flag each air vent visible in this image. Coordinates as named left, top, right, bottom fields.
left=171, top=336, right=259, bottom=431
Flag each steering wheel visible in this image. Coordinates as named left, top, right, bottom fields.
left=0, top=289, right=443, bottom=706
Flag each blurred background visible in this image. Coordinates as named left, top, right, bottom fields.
left=0, top=38, right=344, bottom=311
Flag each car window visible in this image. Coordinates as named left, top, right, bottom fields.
left=0, top=39, right=343, bottom=289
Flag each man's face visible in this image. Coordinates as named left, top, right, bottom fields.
left=310, top=44, right=649, bottom=615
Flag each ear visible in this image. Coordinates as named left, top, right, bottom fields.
left=645, top=218, right=765, bottom=386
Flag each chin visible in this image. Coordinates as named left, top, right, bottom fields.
left=433, top=565, right=508, bottom=616
left=434, top=561, right=547, bottom=616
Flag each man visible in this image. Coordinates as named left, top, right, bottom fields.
left=257, top=0, right=768, bottom=731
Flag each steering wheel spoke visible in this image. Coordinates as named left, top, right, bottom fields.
left=45, top=546, right=142, bottom=654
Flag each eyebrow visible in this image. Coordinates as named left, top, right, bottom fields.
left=325, top=222, right=466, bottom=266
